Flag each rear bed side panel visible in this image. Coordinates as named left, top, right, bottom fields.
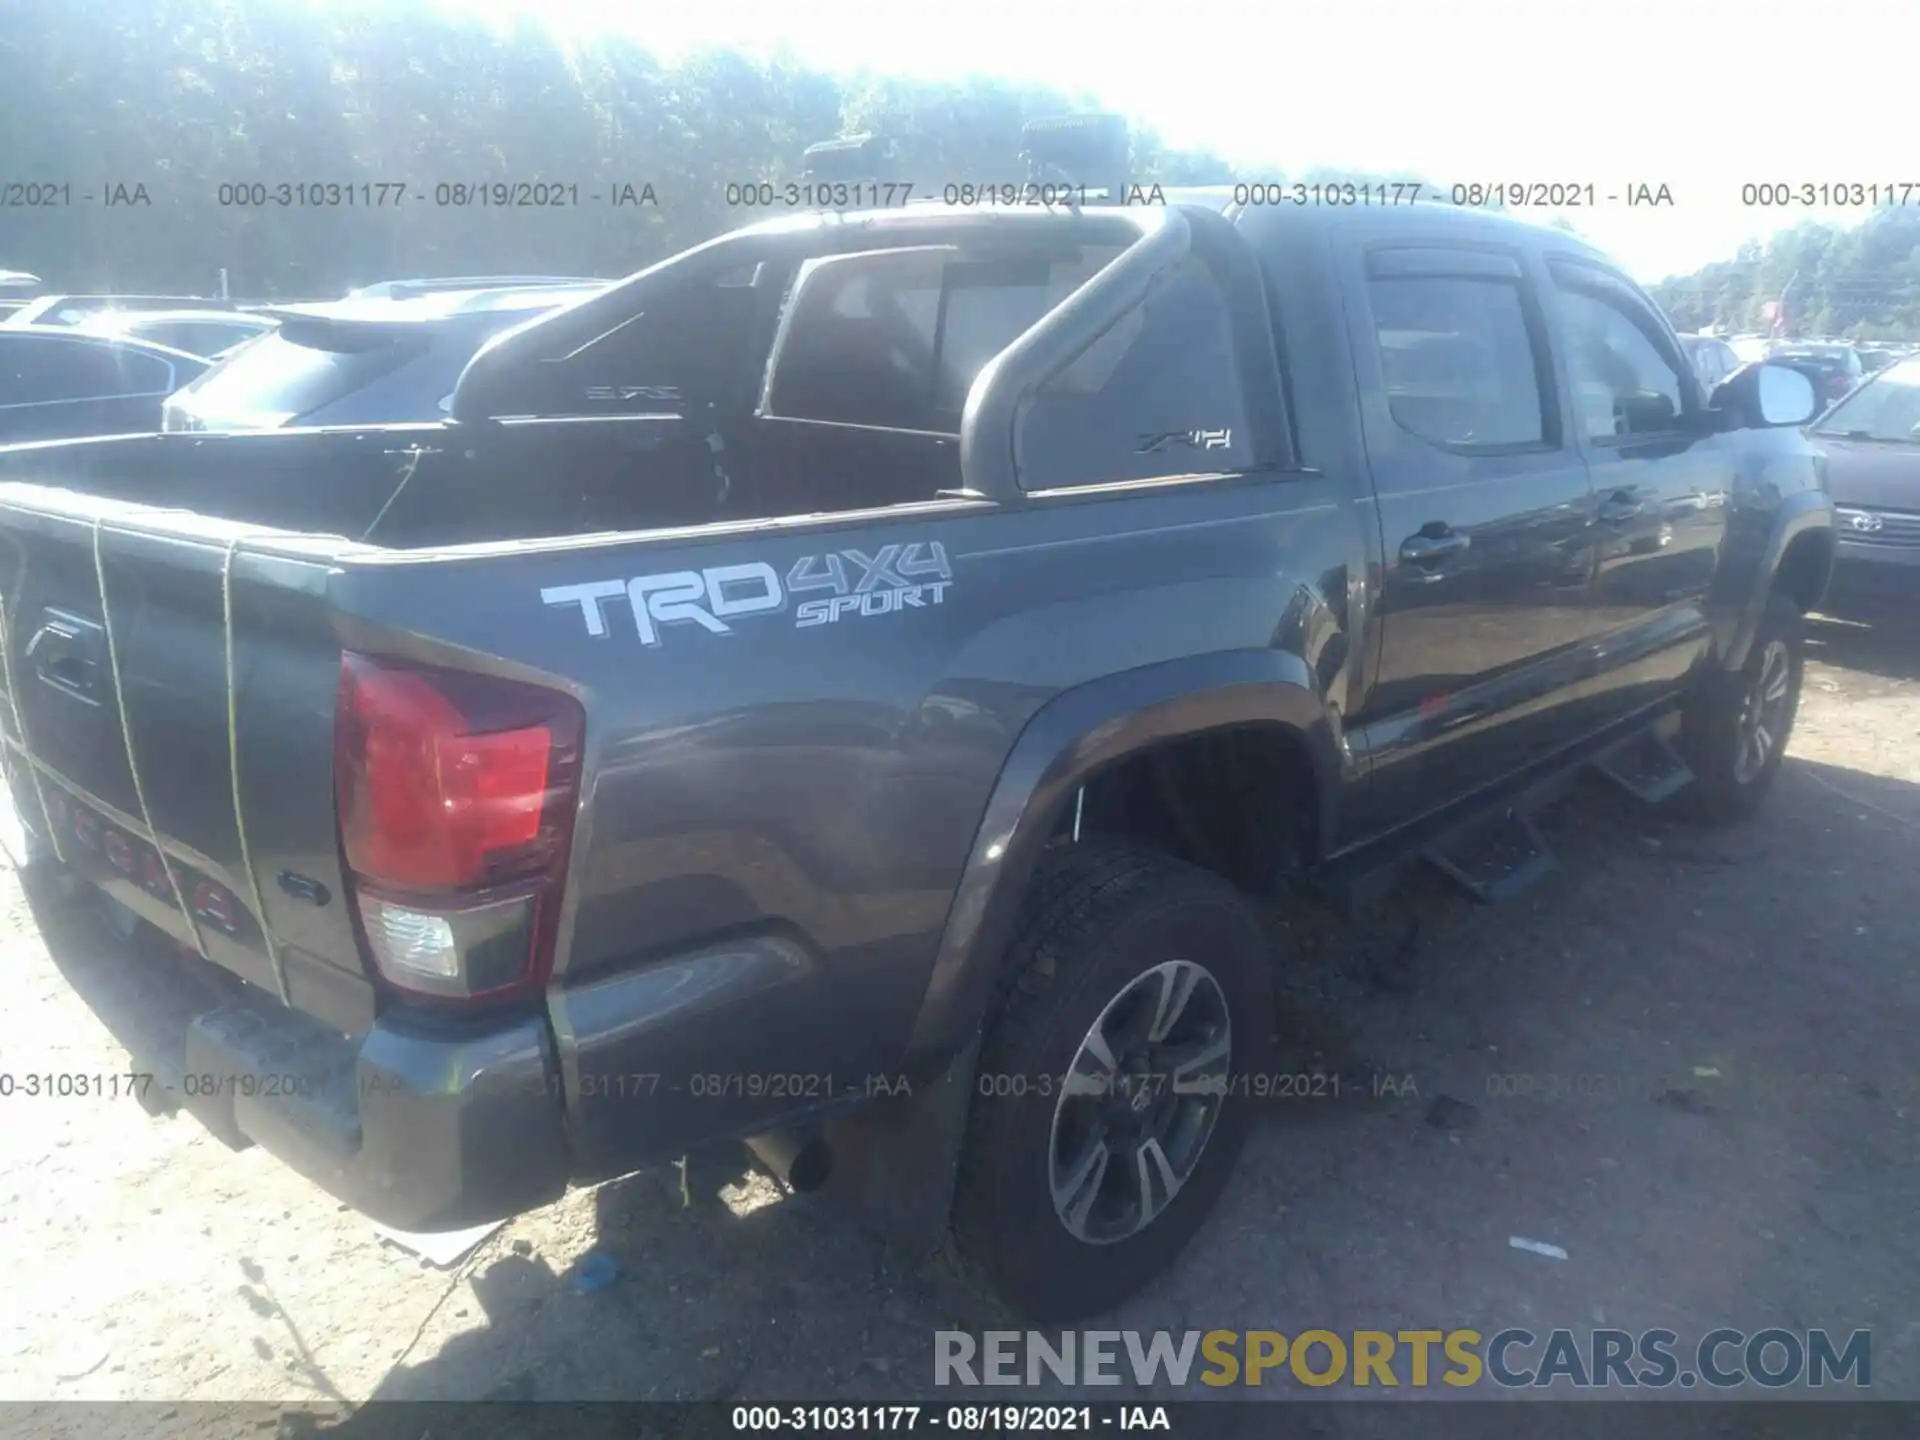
left=319, top=475, right=1352, bottom=1172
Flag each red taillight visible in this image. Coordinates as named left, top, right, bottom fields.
left=336, top=654, right=579, bottom=891
left=335, top=653, right=584, bottom=1001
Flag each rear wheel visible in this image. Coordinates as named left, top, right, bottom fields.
left=951, top=843, right=1272, bottom=1321
left=1683, top=592, right=1805, bottom=822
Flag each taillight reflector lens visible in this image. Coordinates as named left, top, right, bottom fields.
left=335, top=654, right=583, bottom=893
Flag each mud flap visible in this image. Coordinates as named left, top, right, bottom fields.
left=815, top=1032, right=981, bottom=1253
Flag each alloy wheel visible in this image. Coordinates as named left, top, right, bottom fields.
left=1047, top=958, right=1232, bottom=1245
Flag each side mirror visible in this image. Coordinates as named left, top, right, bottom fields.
left=1618, top=391, right=1680, bottom=433
left=1711, top=361, right=1820, bottom=430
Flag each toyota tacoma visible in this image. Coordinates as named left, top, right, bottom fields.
left=0, top=146, right=1833, bottom=1321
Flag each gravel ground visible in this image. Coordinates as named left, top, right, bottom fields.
left=1, top=610, right=1916, bottom=1434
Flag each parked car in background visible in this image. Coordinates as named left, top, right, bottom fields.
left=1680, top=334, right=1744, bottom=394
left=4, top=295, right=244, bottom=330
left=0, top=271, right=40, bottom=317
left=0, top=327, right=208, bottom=444
left=1770, top=341, right=1865, bottom=408
left=1808, top=355, right=1920, bottom=609
left=345, top=275, right=607, bottom=301
left=162, top=284, right=605, bottom=431
left=79, top=309, right=278, bottom=360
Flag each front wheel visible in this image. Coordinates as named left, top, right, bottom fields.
left=951, top=843, right=1273, bottom=1321
left=1683, top=592, right=1805, bottom=822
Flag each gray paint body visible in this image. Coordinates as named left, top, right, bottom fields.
left=0, top=199, right=1832, bottom=1228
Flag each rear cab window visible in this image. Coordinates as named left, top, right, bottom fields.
left=761, top=244, right=1124, bottom=435
left=758, top=243, right=1257, bottom=492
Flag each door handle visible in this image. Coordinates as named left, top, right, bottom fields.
left=1599, top=491, right=1644, bottom=523
left=1400, top=527, right=1470, bottom=574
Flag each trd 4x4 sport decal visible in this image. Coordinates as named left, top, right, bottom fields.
left=541, top=541, right=953, bottom=647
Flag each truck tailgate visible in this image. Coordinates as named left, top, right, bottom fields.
left=0, top=483, right=377, bottom=1036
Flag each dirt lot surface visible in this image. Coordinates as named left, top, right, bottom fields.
left=1, top=611, right=1916, bottom=1436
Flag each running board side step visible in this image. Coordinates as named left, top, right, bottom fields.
left=1588, top=730, right=1695, bottom=806
left=1420, top=806, right=1556, bottom=904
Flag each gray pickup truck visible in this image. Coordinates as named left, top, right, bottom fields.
left=0, top=191, right=1833, bottom=1321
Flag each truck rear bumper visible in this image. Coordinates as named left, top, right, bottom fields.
left=23, top=869, right=573, bottom=1231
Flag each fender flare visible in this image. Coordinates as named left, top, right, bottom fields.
left=1725, top=489, right=1834, bottom=672
left=902, top=648, right=1346, bottom=1071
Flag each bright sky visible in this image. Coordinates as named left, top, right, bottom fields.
left=450, top=0, right=1907, bottom=282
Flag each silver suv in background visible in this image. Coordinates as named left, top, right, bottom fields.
left=345, top=274, right=607, bottom=300
left=161, top=283, right=605, bottom=431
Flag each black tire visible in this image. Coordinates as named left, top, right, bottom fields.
left=1682, top=592, right=1805, bottom=823
left=952, top=841, right=1272, bottom=1321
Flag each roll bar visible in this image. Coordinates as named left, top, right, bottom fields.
left=451, top=201, right=1295, bottom=498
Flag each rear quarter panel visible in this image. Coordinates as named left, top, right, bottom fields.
left=326, top=476, right=1354, bottom=1168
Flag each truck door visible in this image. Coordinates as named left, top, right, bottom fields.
left=1343, top=243, right=1603, bottom=821
left=1544, top=258, right=1730, bottom=716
